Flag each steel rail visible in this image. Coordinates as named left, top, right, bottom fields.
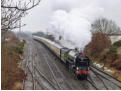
left=25, top=41, right=36, bottom=90
left=90, top=66, right=121, bottom=89
left=24, top=37, right=56, bottom=90
left=27, top=65, right=46, bottom=90
left=44, top=49, right=74, bottom=89
left=34, top=66, right=57, bottom=89
left=97, top=75, right=109, bottom=90
left=26, top=65, right=35, bottom=90
left=87, top=74, right=99, bottom=90
left=32, top=40, right=61, bottom=90
left=42, top=53, right=62, bottom=90
left=86, top=79, right=98, bottom=90
left=91, top=68, right=109, bottom=89
left=25, top=42, right=35, bottom=90
left=34, top=78, right=46, bottom=89
left=91, top=64, right=121, bottom=83
left=90, top=68, right=108, bottom=90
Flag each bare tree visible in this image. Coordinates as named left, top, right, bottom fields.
left=1, top=0, right=41, bottom=38
left=91, top=18, right=121, bottom=35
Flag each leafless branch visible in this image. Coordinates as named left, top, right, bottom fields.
left=91, top=18, right=121, bottom=35
left=1, top=0, right=41, bottom=38
left=1, top=0, right=41, bottom=11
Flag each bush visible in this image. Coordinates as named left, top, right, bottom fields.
left=15, top=46, right=23, bottom=55
left=84, top=33, right=111, bottom=58
left=113, top=40, right=121, bottom=47
left=109, top=46, right=117, bottom=54
left=107, top=46, right=118, bottom=61
left=15, top=40, right=26, bottom=55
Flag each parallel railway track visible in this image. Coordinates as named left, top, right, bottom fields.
left=43, top=49, right=74, bottom=89
left=86, top=79, right=98, bottom=90
left=42, top=53, right=62, bottom=89
left=34, top=66, right=57, bottom=89
left=25, top=40, right=57, bottom=90
left=90, top=67, right=121, bottom=89
left=88, top=68, right=108, bottom=90
left=23, top=37, right=121, bottom=90
left=39, top=41, right=99, bottom=90
left=26, top=60, right=57, bottom=90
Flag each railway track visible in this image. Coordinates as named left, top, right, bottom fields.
left=26, top=40, right=57, bottom=90
left=24, top=41, right=35, bottom=90
left=91, top=66, right=121, bottom=83
left=41, top=53, right=63, bottom=89
left=88, top=69, right=109, bottom=90
left=26, top=65, right=46, bottom=90
left=34, top=66, right=56, bottom=89
left=91, top=68, right=109, bottom=89
left=24, top=37, right=121, bottom=90
left=26, top=55, right=56, bottom=89
left=34, top=40, right=79, bottom=89
left=39, top=41, right=99, bottom=90
left=86, top=79, right=98, bottom=90
left=43, top=49, right=74, bottom=89
left=39, top=41, right=103, bottom=90
left=30, top=40, right=62, bottom=90
left=90, top=67, right=121, bottom=89
left=33, top=38, right=120, bottom=90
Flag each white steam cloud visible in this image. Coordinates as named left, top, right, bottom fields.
left=23, top=0, right=121, bottom=50
left=48, top=0, right=104, bottom=49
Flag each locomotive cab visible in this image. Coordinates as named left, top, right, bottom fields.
left=74, top=53, right=90, bottom=79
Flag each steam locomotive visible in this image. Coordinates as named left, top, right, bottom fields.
left=33, top=36, right=90, bottom=80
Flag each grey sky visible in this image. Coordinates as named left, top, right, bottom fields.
left=22, top=0, right=121, bottom=33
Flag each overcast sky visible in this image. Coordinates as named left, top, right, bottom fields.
left=22, top=0, right=121, bottom=33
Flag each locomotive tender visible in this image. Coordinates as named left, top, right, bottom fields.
left=33, top=36, right=90, bottom=79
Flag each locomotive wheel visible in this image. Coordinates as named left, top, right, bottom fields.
left=68, top=63, right=71, bottom=72
left=66, top=61, right=71, bottom=72
left=66, top=61, right=69, bottom=69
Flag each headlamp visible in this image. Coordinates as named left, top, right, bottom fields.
left=76, top=67, right=79, bottom=70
